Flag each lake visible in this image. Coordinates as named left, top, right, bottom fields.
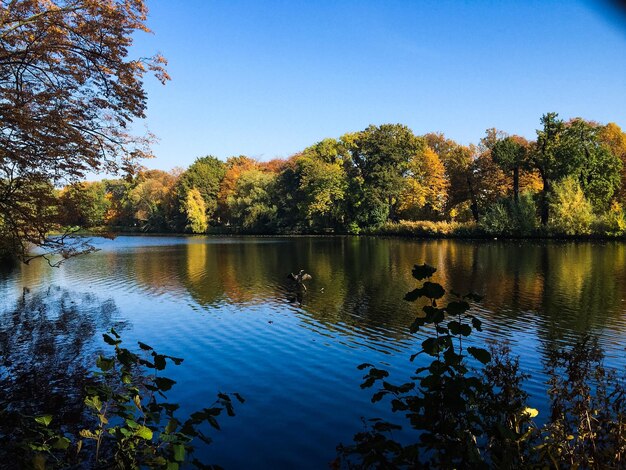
left=1, top=236, right=626, bottom=468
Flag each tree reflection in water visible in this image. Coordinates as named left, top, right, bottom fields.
left=0, top=286, right=121, bottom=452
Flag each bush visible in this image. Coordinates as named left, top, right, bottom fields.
left=480, top=192, right=538, bottom=236
left=549, top=177, right=594, bottom=236
left=368, top=220, right=479, bottom=237
left=599, top=202, right=626, bottom=237
left=480, top=201, right=511, bottom=236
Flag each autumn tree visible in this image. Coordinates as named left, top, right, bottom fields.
left=183, top=188, right=208, bottom=234
left=177, top=156, right=225, bottom=225
left=534, top=113, right=621, bottom=224
left=397, top=146, right=448, bottom=220
left=490, top=135, right=532, bottom=204
left=598, top=122, right=626, bottom=201
left=127, top=170, right=178, bottom=231
left=59, top=182, right=110, bottom=228
left=217, top=156, right=257, bottom=223
left=0, top=0, right=168, bottom=261
left=226, top=169, right=277, bottom=231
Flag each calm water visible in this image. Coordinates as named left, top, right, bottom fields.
left=1, top=236, right=626, bottom=468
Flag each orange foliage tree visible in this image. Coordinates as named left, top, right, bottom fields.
left=0, top=0, right=168, bottom=261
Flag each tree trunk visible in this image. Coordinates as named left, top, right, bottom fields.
left=540, top=178, right=550, bottom=225
left=513, top=166, right=519, bottom=204
left=467, top=175, right=479, bottom=222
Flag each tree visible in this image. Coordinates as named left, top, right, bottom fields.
left=292, top=138, right=350, bottom=230
left=548, top=177, right=594, bottom=235
left=398, top=147, right=448, bottom=220
left=217, top=156, right=257, bottom=223
left=295, top=154, right=348, bottom=229
left=490, top=135, right=532, bottom=204
left=597, top=122, right=626, bottom=202
left=534, top=113, right=621, bottom=224
left=349, top=124, right=425, bottom=224
left=0, top=0, right=168, bottom=261
left=59, top=181, right=110, bottom=228
left=177, top=156, right=225, bottom=224
left=226, top=169, right=277, bottom=231
left=183, top=188, right=207, bottom=234
left=127, top=170, right=178, bottom=232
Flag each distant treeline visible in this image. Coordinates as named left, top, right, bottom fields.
left=56, top=113, right=626, bottom=237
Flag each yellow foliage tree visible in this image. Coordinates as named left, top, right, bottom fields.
left=398, top=147, right=449, bottom=219
left=183, top=188, right=208, bottom=234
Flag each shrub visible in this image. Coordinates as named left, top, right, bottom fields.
left=480, top=201, right=511, bottom=236
left=480, top=192, right=538, bottom=236
left=549, top=177, right=594, bottom=236
left=368, top=220, right=479, bottom=237
left=599, top=201, right=626, bottom=237
left=10, top=330, right=242, bottom=469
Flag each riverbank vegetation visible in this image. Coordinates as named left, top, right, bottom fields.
left=21, top=115, right=626, bottom=247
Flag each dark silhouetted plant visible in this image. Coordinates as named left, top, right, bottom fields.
left=15, top=329, right=242, bottom=469
left=338, top=263, right=626, bottom=469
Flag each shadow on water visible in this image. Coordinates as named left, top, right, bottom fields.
left=0, top=286, right=123, bottom=455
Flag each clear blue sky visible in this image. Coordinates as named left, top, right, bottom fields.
left=132, top=0, right=626, bottom=171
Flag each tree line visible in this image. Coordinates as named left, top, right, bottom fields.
left=53, top=115, right=626, bottom=237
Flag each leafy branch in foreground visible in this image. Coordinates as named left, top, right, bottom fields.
left=337, top=263, right=626, bottom=469
left=17, top=329, right=243, bottom=469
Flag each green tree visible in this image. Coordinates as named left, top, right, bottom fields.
left=490, top=135, right=532, bottom=204
left=533, top=113, right=621, bottom=224
left=227, top=169, right=277, bottom=231
left=59, top=182, right=110, bottom=228
left=349, top=124, right=425, bottom=224
left=548, top=177, right=594, bottom=235
left=177, top=156, right=225, bottom=224
left=295, top=138, right=350, bottom=230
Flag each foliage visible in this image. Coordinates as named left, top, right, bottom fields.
left=397, top=147, right=448, bottom=219
left=599, top=202, right=626, bottom=237
left=183, top=188, right=208, bottom=234
left=338, top=263, right=501, bottom=468
left=128, top=170, right=179, bottom=232
left=226, top=169, right=277, bottom=231
left=177, top=157, right=226, bottom=225
left=295, top=153, right=348, bottom=230
left=549, top=177, right=594, bottom=236
left=349, top=124, right=425, bottom=223
left=480, top=192, right=538, bottom=236
left=59, top=182, right=110, bottom=228
left=18, top=115, right=626, bottom=248
left=13, top=329, right=242, bottom=469
left=0, top=0, right=168, bottom=260
left=217, top=156, right=258, bottom=223
left=489, top=135, right=532, bottom=202
left=338, top=263, right=626, bottom=468
left=538, top=336, right=626, bottom=467
left=369, top=220, right=478, bottom=237
left=534, top=113, right=622, bottom=223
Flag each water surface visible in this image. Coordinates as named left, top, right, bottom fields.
left=1, top=236, right=625, bottom=468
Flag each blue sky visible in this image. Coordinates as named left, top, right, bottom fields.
left=132, top=0, right=626, bottom=171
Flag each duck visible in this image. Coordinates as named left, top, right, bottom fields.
left=287, top=270, right=312, bottom=291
